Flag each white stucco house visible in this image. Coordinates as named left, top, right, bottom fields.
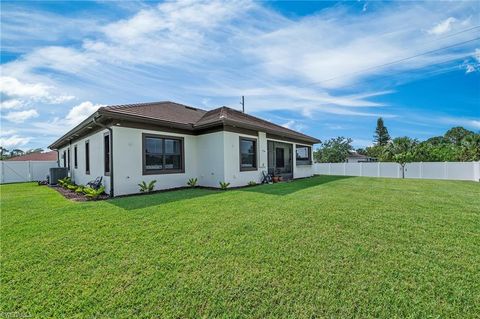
left=49, top=101, right=320, bottom=197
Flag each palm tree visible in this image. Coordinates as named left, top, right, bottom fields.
left=383, top=137, right=417, bottom=178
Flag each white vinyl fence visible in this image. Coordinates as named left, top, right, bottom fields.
left=0, top=161, right=58, bottom=184
left=314, top=162, right=480, bottom=182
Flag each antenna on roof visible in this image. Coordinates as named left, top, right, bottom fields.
left=241, top=96, right=245, bottom=113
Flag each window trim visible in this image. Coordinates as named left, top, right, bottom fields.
left=104, top=132, right=111, bottom=176
left=74, top=145, right=78, bottom=169
left=239, top=136, right=258, bottom=172
left=295, top=144, right=312, bottom=165
left=85, top=140, right=90, bottom=175
left=142, top=133, right=185, bottom=175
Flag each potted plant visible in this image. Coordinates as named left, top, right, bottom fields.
left=272, top=176, right=279, bottom=183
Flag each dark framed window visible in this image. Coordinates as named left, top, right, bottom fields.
left=296, top=145, right=312, bottom=165
left=104, top=133, right=110, bottom=175
left=142, top=134, right=184, bottom=175
left=63, top=150, right=66, bottom=168
left=74, top=145, right=78, bottom=169
left=67, top=148, right=70, bottom=170
left=85, top=140, right=90, bottom=174
left=239, top=137, right=257, bottom=171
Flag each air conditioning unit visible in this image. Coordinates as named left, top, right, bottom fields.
left=49, top=167, right=68, bottom=185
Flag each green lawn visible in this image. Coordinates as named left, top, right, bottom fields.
left=1, top=176, right=479, bottom=318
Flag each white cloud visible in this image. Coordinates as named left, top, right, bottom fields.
left=0, top=134, right=31, bottom=148
left=65, top=101, right=103, bottom=126
left=0, top=99, right=24, bottom=110
left=427, top=17, right=456, bottom=35
left=441, top=117, right=480, bottom=130
left=282, top=120, right=307, bottom=132
left=4, top=109, right=39, bottom=123
left=0, top=76, right=74, bottom=104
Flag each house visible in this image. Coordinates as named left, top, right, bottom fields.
left=49, top=101, right=320, bottom=197
left=6, top=151, right=58, bottom=161
left=346, top=150, right=377, bottom=163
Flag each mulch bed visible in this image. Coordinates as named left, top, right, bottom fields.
left=49, top=185, right=109, bottom=202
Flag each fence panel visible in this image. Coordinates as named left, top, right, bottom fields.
left=314, top=162, right=479, bottom=182
left=1, top=161, right=58, bottom=184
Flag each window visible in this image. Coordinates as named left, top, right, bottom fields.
left=74, top=145, right=78, bottom=169
left=85, top=140, right=90, bottom=174
left=239, top=137, right=257, bottom=171
left=142, top=134, right=184, bottom=175
left=104, top=133, right=110, bottom=175
left=67, top=149, right=70, bottom=169
left=296, top=145, right=312, bottom=165
left=63, top=150, right=66, bottom=168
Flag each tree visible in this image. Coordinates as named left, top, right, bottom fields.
left=10, top=149, right=25, bottom=157
left=313, top=137, right=353, bottom=163
left=458, top=133, right=480, bottom=161
left=26, top=148, right=44, bottom=154
left=382, top=137, right=417, bottom=178
left=373, top=117, right=391, bottom=146
left=444, top=127, right=474, bottom=145
left=0, top=146, right=10, bottom=160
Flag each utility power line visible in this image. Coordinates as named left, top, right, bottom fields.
left=306, top=36, right=480, bottom=86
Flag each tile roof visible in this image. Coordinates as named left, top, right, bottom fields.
left=100, top=101, right=207, bottom=126
left=50, top=101, right=320, bottom=148
left=6, top=151, right=58, bottom=161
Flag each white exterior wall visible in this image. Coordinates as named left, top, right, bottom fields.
left=223, top=131, right=267, bottom=187
left=55, top=125, right=317, bottom=196
left=58, top=129, right=111, bottom=194
left=196, top=131, right=225, bottom=187
left=112, top=126, right=198, bottom=196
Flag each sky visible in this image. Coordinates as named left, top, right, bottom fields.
left=1, top=0, right=479, bottom=151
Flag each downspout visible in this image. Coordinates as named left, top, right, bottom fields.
left=93, top=117, right=114, bottom=197
left=69, top=139, right=73, bottom=181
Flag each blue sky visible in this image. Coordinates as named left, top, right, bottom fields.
left=1, top=0, right=479, bottom=150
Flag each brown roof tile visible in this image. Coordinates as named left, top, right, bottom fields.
left=6, top=151, right=58, bottom=161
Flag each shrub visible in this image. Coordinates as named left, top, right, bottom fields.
left=187, top=178, right=198, bottom=187
left=75, top=185, right=85, bottom=193
left=58, top=177, right=72, bottom=187
left=138, top=180, right=156, bottom=193
left=83, top=186, right=105, bottom=200
left=248, top=181, right=257, bottom=186
left=66, top=184, right=77, bottom=191
left=219, top=181, right=230, bottom=190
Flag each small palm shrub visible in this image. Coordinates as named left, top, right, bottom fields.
left=187, top=178, right=198, bottom=187
left=66, top=184, right=77, bottom=191
left=138, top=180, right=157, bottom=193
left=219, top=181, right=230, bottom=190
left=83, top=186, right=105, bottom=200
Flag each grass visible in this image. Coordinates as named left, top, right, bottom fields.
left=1, top=176, right=479, bottom=318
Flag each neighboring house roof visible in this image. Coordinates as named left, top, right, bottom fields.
left=6, top=151, right=58, bottom=161
left=50, top=101, right=320, bottom=149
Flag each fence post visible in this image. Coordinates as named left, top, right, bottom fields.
left=343, top=162, right=346, bottom=176
left=0, top=161, right=3, bottom=184
left=420, top=162, right=423, bottom=179
left=377, top=162, right=380, bottom=177
left=328, top=163, right=331, bottom=175
left=27, top=161, right=31, bottom=181
left=360, top=162, right=363, bottom=177
left=444, top=162, right=447, bottom=179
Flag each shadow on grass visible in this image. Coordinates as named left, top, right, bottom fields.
left=106, top=187, right=220, bottom=211
left=241, top=175, right=354, bottom=196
